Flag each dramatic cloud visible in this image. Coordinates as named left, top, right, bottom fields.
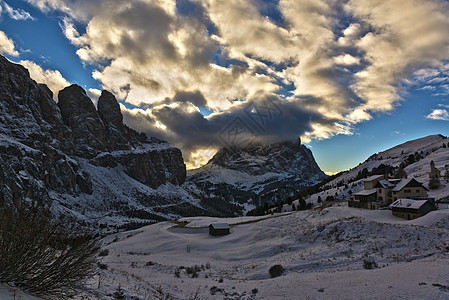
left=347, top=0, right=449, bottom=112
left=426, top=109, right=449, bottom=121
left=0, top=1, right=35, bottom=21
left=19, top=60, right=70, bottom=100
left=120, top=94, right=333, bottom=166
left=0, top=30, right=18, bottom=56
left=26, top=0, right=449, bottom=167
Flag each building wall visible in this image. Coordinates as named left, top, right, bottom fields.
left=348, top=200, right=368, bottom=209
left=392, top=210, right=420, bottom=220
left=377, top=188, right=392, bottom=203
left=364, top=177, right=383, bottom=190
left=392, top=187, right=427, bottom=202
left=209, top=227, right=230, bottom=236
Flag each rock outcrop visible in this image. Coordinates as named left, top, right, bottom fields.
left=97, top=90, right=129, bottom=150
left=58, top=85, right=108, bottom=157
left=0, top=55, right=186, bottom=219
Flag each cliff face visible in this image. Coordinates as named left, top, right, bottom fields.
left=0, top=55, right=186, bottom=216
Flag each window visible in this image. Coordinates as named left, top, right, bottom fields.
left=378, top=189, right=382, bottom=193
left=404, top=189, right=411, bottom=193
left=416, top=189, right=420, bottom=193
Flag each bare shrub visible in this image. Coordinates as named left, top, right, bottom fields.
left=269, top=265, right=284, bottom=278
left=0, top=206, right=100, bottom=298
left=363, top=259, right=378, bottom=269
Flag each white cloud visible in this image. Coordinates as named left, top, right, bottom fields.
left=25, top=0, right=449, bottom=165
left=426, top=109, right=449, bottom=121
left=19, top=60, right=70, bottom=100
left=348, top=0, right=449, bottom=113
left=1, top=1, right=35, bottom=21
left=334, top=54, right=361, bottom=66
left=0, top=30, right=18, bottom=56
left=87, top=88, right=101, bottom=106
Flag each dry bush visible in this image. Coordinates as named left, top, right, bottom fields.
left=269, top=264, right=284, bottom=278
left=0, top=206, right=100, bottom=298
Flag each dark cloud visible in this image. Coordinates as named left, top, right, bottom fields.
left=173, top=90, right=208, bottom=108
left=122, top=95, right=327, bottom=165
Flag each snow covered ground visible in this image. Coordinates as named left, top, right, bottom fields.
left=0, top=284, right=41, bottom=300
left=76, top=205, right=449, bottom=299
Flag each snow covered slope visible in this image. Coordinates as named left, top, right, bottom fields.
left=82, top=206, right=449, bottom=299
left=303, top=134, right=449, bottom=207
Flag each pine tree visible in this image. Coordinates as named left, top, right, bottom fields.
left=429, top=177, right=440, bottom=189
left=299, top=198, right=307, bottom=210
left=394, top=166, right=407, bottom=178
left=113, top=285, right=125, bottom=300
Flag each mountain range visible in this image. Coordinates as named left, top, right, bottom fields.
left=1, top=54, right=447, bottom=229
left=0, top=55, right=326, bottom=228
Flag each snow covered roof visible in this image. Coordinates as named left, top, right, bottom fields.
left=363, top=175, right=384, bottom=182
left=209, top=223, right=230, bottom=229
left=391, top=179, right=410, bottom=192
left=391, top=178, right=426, bottom=192
left=389, top=199, right=428, bottom=209
left=376, top=180, right=396, bottom=188
left=353, top=188, right=377, bottom=196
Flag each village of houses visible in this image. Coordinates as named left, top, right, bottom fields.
left=205, top=160, right=448, bottom=237
left=348, top=160, right=444, bottom=220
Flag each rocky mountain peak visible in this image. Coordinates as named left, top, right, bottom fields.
left=0, top=56, right=63, bottom=141
left=97, top=90, right=131, bottom=150
left=58, top=84, right=96, bottom=114
left=0, top=54, right=188, bottom=218
left=208, top=139, right=321, bottom=176
left=98, top=90, right=123, bottom=129
left=58, top=84, right=107, bottom=157
left=188, top=139, right=327, bottom=208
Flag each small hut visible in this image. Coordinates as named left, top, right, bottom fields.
left=389, top=199, right=436, bottom=220
left=209, top=223, right=230, bottom=236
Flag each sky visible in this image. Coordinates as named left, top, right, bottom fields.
left=0, top=0, right=448, bottom=174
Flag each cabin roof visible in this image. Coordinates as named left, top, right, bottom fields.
left=353, top=188, right=377, bottom=196
left=389, top=199, right=429, bottom=209
left=209, top=223, right=230, bottom=229
left=375, top=179, right=396, bottom=188
left=391, top=178, right=427, bottom=192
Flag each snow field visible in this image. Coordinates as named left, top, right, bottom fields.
left=83, top=206, right=449, bottom=299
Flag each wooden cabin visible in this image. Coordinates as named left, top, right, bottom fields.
left=389, top=199, right=436, bottom=220
left=209, top=223, right=230, bottom=236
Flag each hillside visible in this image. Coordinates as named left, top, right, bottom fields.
left=75, top=206, right=449, bottom=299
left=300, top=134, right=449, bottom=208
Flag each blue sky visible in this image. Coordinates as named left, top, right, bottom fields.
left=1, top=0, right=448, bottom=173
